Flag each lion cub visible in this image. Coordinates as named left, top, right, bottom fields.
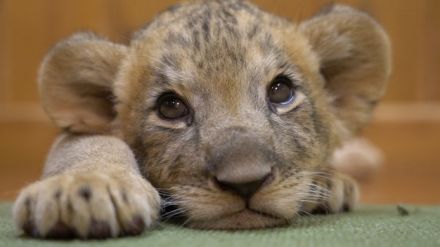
left=13, top=0, right=390, bottom=239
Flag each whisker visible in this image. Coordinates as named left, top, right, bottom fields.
left=298, top=210, right=312, bottom=216
left=161, top=207, right=188, bottom=220
left=161, top=200, right=180, bottom=206
left=180, top=216, right=193, bottom=227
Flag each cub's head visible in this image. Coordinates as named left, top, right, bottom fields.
left=38, top=0, right=390, bottom=229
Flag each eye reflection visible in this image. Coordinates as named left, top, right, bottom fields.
left=157, top=93, right=189, bottom=120
left=268, top=75, right=296, bottom=105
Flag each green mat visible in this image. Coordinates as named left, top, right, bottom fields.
left=1, top=203, right=439, bottom=247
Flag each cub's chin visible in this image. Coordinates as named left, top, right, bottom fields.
left=188, top=210, right=288, bottom=230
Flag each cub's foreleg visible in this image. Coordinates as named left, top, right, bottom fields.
left=13, top=134, right=160, bottom=239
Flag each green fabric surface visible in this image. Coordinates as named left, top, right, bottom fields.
left=0, top=203, right=439, bottom=247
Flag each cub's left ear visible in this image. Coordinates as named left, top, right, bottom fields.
left=300, top=5, right=391, bottom=136
left=38, top=32, right=127, bottom=134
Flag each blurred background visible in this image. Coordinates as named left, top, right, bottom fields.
left=0, top=0, right=439, bottom=203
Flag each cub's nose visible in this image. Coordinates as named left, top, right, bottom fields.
left=206, top=127, right=276, bottom=198
left=216, top=173, right=271, bottom=198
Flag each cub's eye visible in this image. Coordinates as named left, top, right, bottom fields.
left=157, top=93, right=189, bottom=120
left=268, top=75, right=295, bottom=105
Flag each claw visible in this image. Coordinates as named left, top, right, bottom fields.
left=123, top=215, right=145, bottom=236
left=22, top=219, right=39, bottom=238
left=46, top=221, right=77, bottom=239
left=88, top=219, right=112, bottom=239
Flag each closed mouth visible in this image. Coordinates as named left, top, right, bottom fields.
left=225, top=208, right=280, bottom=220
left=159, top=183, right=291, bottom=230
left=161, top=198, right=287, bottom=229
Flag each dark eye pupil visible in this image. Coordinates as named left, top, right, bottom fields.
left=268, top=76, right=294, bottom=104
left=158, top=94, right=188, bottom=119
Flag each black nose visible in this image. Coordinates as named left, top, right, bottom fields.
left=216, top=174, right=271, bottom=198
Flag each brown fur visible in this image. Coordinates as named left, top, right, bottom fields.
left=13, top=0, right=390, bottom=239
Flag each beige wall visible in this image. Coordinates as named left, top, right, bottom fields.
left=1, top=0, right=439, bottom=203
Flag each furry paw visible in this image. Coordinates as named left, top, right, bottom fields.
left=303, top=172, right=359, bottom=214
left=13, top=170, right=160, bottom=239
left=321, top=172, right=359, bottom=213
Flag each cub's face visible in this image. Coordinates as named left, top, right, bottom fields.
left=39, top=0, right=390, bottom=229
left=116, top=1, right=337, bottom=229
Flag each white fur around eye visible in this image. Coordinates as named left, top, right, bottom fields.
left=275, top=91, right=306, bottom=115
left=146, top=113, right=187, bottom=129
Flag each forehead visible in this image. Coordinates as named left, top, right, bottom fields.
left=135, top=0, right=288, bottom=46
left=132, top=0, right=293, bottom=84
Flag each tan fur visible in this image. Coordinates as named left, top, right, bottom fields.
left=14, top=0, right=390, bottom=238
left=13, top=134, right=160, bottom=238
left=38, top=33, right=127, bottom=134
left=330, top=138, right=384, bottom=181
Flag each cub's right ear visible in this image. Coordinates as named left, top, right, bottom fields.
left=38, top=32, right=127, bottom=134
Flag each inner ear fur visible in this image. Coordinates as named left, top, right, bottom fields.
left=300, top=5, right=391, bottom=136
left=38, top=32, right=127, bottom=134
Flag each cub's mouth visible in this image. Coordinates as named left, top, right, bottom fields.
left=159, top=172, right=314, bottom=229
left=161, top=200, right=288, bottom=230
